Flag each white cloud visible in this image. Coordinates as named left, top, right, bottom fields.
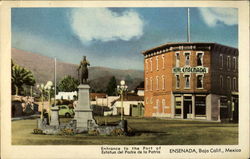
left=198, top=8, right=238, bottom=27
left=69, top=8, right=144, bottom=43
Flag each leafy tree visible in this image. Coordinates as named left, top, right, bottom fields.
left=106, top=76, right=117, bottom=96
left=11, top=61, right=36, bottom=95
left=57, top=75, right=79, bottom=92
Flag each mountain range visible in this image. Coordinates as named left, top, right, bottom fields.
left=11, top=48, right=144, bottom=92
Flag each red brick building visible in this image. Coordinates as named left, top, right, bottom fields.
left=142, top=42, right=238, bottom=121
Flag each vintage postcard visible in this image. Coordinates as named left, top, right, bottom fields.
left=1, top=1, right=249, bottom=159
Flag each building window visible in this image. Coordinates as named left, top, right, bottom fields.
left=197, top=75, right=203, bottom=89
left=220, top=75, right=223, bottom=89
left=146, top=97, right=148, bottom=104
left=150, top=77, right=153, bottom=91
left=156, top=76, right=159, bottom=90
left=162, top=75, right=165, bottom=90
left=175, top=52, right=180, bottom=67
left=232, top=57, right=236, bottom=70
left=176, top=75, right=180, bottom=89
left=156, top=99, right=159, bottom=113
left=195, top=96, right=206, bottom=115
left=145, top=78, right=148, bottom=91
left=150, top=97, right=153, bottom=104
left=220, top=54, right=223, bottom=68
left=233, top=77, right=237, bottom=91
left=184, top=52, right=190, bottom=66
left=156, top=56, right=159, bottom=71
left=162, top=54, right=165, bottom=69
left=162, top=99, right=166, bottom=114
left=150, top=58, right=153, bottom=72
left=196, top=52, right=203, bottom=66
left=227, top=76, right=231, bottom=90
left=227, top=56, right=231, bottom=69
left=145, top=59, right=148, bottom=73
left=184, top=74, right=190, bottom=89
left=175, top=96, right=181, bottom=116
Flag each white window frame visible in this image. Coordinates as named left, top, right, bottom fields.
left=162, top=75, right=165, bottom=90
left=162, top=54, right=165, bottom=69
left=176, top=74, right=180, bottom=89
left=145, top=59, right=148, bottom=73
left=150, top=58, right=153, bottom=72
left=184, top=74, right=191, bottom=89
left=156, top=76, right=159, bottom=90
left=196, top=74, right=204, bottom=89
left=156, top=56, right=159, bottom=71
left=175, top=52, right=180, bottom=67
left=196, top=51, right=204, bottom=66
left=184, top=52, right=191, bottom=66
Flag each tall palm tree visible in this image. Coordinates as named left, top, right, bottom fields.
left=11, top=61, right=36, bottom=95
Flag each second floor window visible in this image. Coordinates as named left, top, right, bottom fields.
left=150, top=58, right=153, bottom=72
left=162, top=75, right=165, bottom=90
left=176, top=52, right=180, bottom=67
left=162, top=54, right=165, bottom=69
left=233, top=77, right=237, bottom=91
left=227, top=56, right=231, bottom=69
left=220, top=75, right=223, bottom=89
left=185, top=52, right=190, bottom=66
left=145, top=59, right=148, bottom=73
left=197, top=53, right=203, bottom=66
left=156, top=76, right=159, bottom=90
left=150, top=77, right=153, bottom=91
left=220, top=54, right=223, bottom=68
left=156, top=56, right=159, bottom=71
left=227, top=76, right=231, bottom=90
left=233, top=57, right=236, bottom=70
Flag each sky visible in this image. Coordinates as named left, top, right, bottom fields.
left=12, top=7, right=238, bottom=70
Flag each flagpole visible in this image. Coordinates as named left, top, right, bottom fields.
left=54, top=58, right=57, bottom=107
left=187, top=8, right=191, bottom=42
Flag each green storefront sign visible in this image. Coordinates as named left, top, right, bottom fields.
left=172, top=67, right=209, bottom=74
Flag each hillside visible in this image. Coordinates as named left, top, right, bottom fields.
left=11, top=48, right=144, bottom=92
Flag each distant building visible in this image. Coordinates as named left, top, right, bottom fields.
left=137, top=88, right=144, bottom=96
left=142, top=42, right=238, bottom=121
left=112, top=95, right=144, bottom=116
left=56, top=91, right=77, bottom=100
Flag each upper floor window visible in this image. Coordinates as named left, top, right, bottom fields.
left=150, top=77, right=153, bottom=91
left=197, top=75, right=203, bottom=89
left=196, top=52, right=204, bottom=66
left=156, top=76, right=159, bottom=90
left=220, top=75, right=223, bottom=89
left=220, top=54, right=223, bottom=68
left=150, top=58, right=153, bottom=72
left=227, top=76, right=231, bottom=90
left=176, top=75, right=180, bottom=89
left=162, top=99, right=166, bottom=113
left=156, top=56, right=159, bottom=71
left=175, top=52, right=180, bottom=67
left=162, top=75, right=165, bottom=90
left=233, top=77, right=237, bottom=91
left=146, top=97, right=149, bottom=104
left=232, top=57, right=236, bottom=70
left=145, top=78, right=148, bottom=91
left=162, top=54, right=165, bottom=69
left=185, top=52, right=190, bottom=66
left=184, top=74, right=190, bottom=89
left=227, top=56, right=231, bottom=69
left=145, top=59, right=148, bottom=73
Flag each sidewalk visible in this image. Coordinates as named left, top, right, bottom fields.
left=12, top=114, right=40, bottom=121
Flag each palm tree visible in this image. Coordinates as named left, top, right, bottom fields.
left=11, top=61, right=36, bottom=95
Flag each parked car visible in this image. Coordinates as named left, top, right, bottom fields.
left=58, top=105, right=74, bottom=118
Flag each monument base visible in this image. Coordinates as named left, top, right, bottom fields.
left=74, top=84, right=97, bottom=133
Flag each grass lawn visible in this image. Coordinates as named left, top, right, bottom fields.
left=12, top=116, right=238, bottom=145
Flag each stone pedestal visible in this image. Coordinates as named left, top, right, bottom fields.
left=50, top=106, right=59, bottom=127
left=74, top=84, right=96, bottom=133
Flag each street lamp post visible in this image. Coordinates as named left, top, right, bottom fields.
left=117, top=80, right=128, bottom=121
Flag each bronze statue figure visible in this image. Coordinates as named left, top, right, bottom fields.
left=78, top=56, right=90, bottom=84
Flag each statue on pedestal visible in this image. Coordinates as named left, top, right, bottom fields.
left=78, top=56, right=90, bottom=84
